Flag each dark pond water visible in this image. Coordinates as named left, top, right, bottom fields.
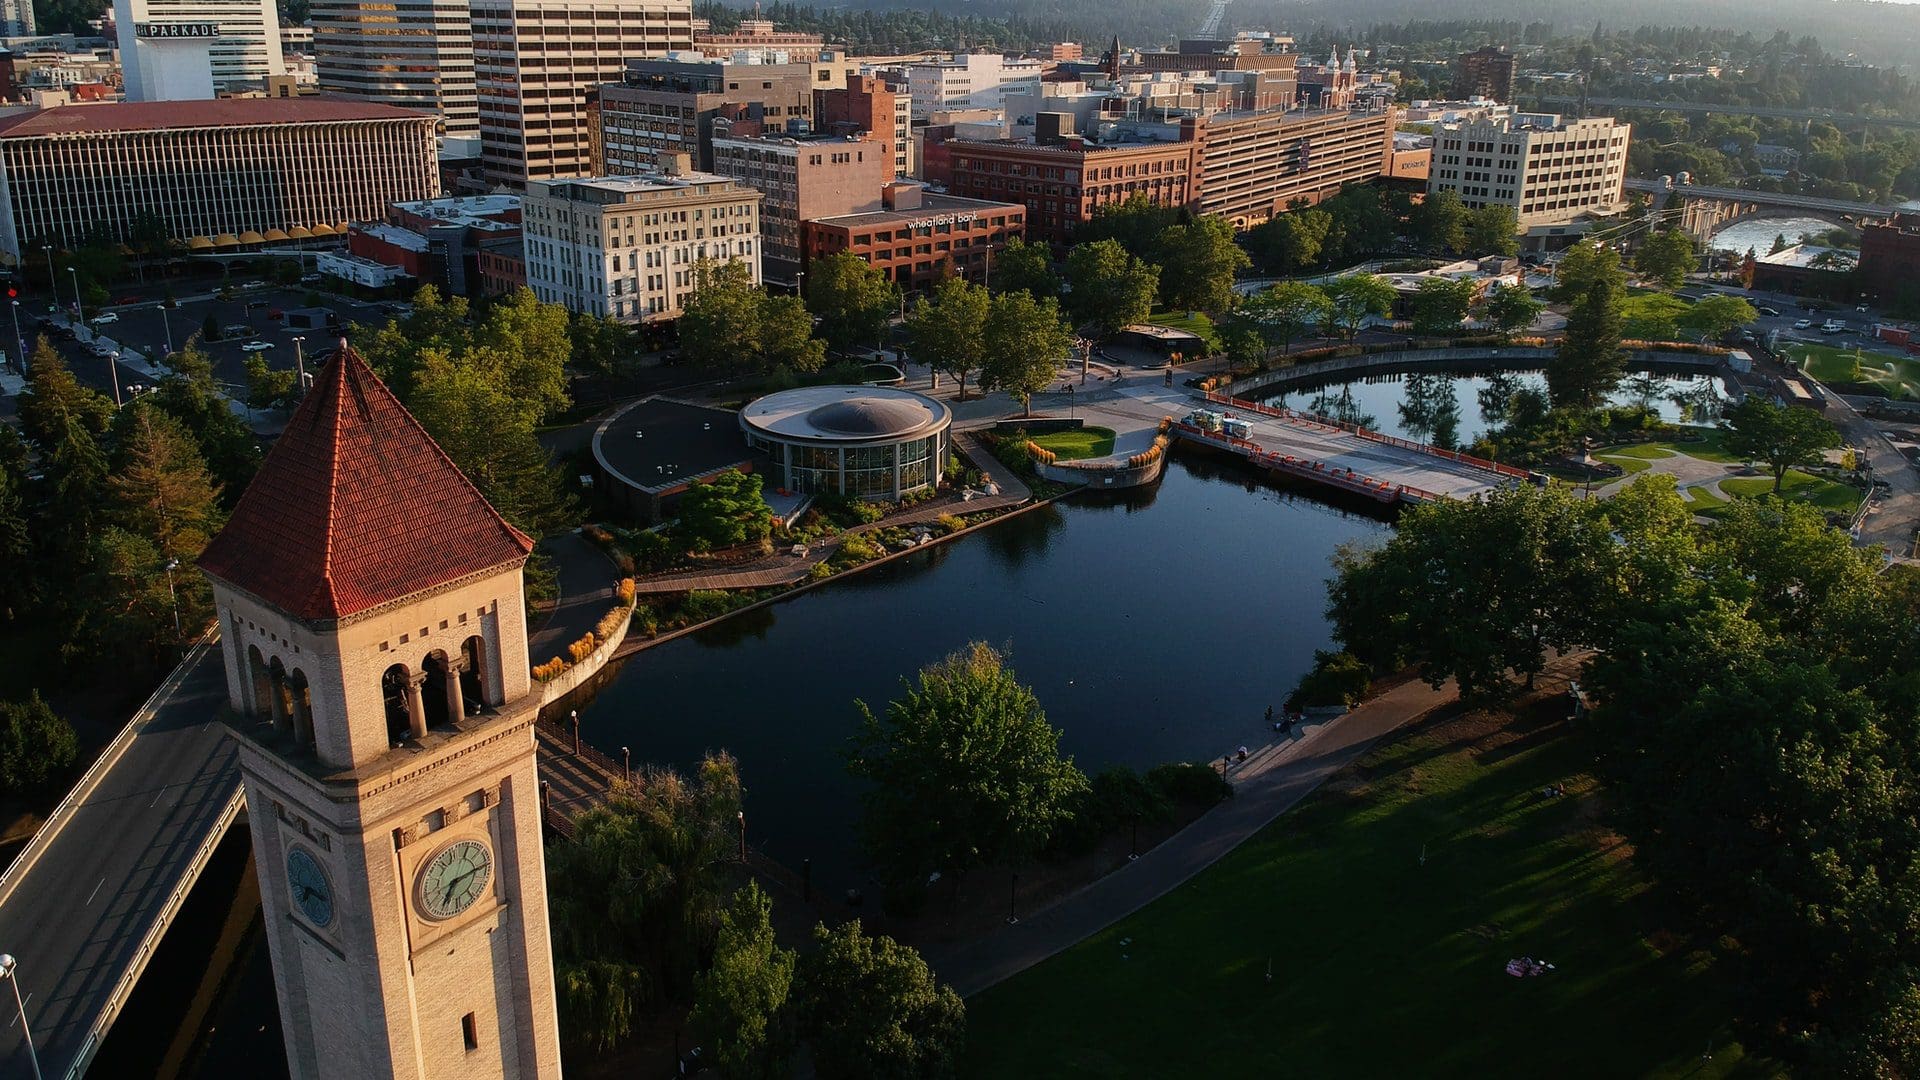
left=1262, top=368, right=1726, bottom=446
left=569, top=452, right=1391, bottom=893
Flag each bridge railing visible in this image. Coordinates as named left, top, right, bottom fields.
left=1201, top=390, right=1534, bottom=480
left=1173, top=422, right=1403, bottom=503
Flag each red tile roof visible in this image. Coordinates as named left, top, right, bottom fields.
left=0, top=96, right=434, bottom=139
left=198, top=343, right=534, bottom=622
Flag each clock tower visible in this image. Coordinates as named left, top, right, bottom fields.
left=199, top=345, right=563, bottom=1079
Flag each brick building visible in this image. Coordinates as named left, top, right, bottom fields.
left=1190, top=104, right=1394, bottom=228
left=804, top=185, right=1024, bottom=291
left=1860, top=210, right=1920, bottom=306
left=1453, top=46, right=1516, bottom=104
left=933, top=128, right=1200, bottom=246
left=815, top=74, right=902, bottom=181
left=588, top=54, right=820, bottom=175
left=710, top=131, right=891, bottom=282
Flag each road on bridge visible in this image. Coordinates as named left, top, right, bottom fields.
left=0, top=644, right=239, bottom=1080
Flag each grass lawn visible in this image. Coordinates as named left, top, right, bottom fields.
left=1711, top=471, right=1864, bottom=518
left=1592, top=451, right=1658, bottom=475
left=962, top=705, right=1768, bottom=1079
left=1599, top=429, right=1743, bottom=465
left=1682, top=486, right=1729, bottom=515
left=1787, top=342, right=1920, bottom=400
left=1030, top=426, right=1117, bottom=461
left=1147, top=310, right=1221, bottom=352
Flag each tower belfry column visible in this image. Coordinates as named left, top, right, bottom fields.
left=404, top=670, right=429, bottom=739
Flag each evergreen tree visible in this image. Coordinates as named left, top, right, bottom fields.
left=1549, top=243, right=1628, bottom=410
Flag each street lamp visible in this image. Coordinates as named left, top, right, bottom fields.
left=736, top=811, right=746, bottom=862
left=570, top=710, right=579, bottom=755
left=291, top=335, right=306, bottom=392
left=8, top=299, right=21, bottom=376
left=163, top=559, right=182, bottom=640
left=621, top=746, right=630, bottom=784
left=158, top=302, right=173, bottom=358
left=0, top=954, right=44, bottom=1080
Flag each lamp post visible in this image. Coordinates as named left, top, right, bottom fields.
left=158, top=302, right=173, bottom=357
left=1006, top=872, right=1020, bottom=925
left=163, top=559, right=182, bottom=640
left=736, top=811, right=746, bottom=863
left=570, top=710, right=579, bottom=755
left=73, top=267, right=120, bottom=406
left=621, top=745, right=630, bottom=785
left=8, top=299, right=22, bottom=375
left=0, top=954, right=44, bottom=1080
left=65, top=266, right=81, bottom=327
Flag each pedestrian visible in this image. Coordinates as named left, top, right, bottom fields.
left=1264, top=705, right=1275, bottom=726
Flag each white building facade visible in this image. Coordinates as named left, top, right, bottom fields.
left=522, top=167, right=761, bottom=323
left=904, top=52, right=1043, bottom=113
left=113, top=0, right=285, bottom=98
left=1428, top=113, right=1632, bottom=236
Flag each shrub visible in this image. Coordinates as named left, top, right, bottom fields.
left=0, top=693, right=78, bottom=793
left=808, top=561, right=834, bottom=581
left=594, top=606, right=629, bottom=642
left=622, top=529, right=678, bottom=574
left=1147, top=762, right=1234, bottom=806
left=935, top=514, right=966, bottom=534
left=583, top=524, right=616, bottom=548
left=616, top=577, right=636, bottom=604
left=567, top=634, right=598, bottom=663
left=532, top=657, right=568, bottom=682
left=1047, top=766, right=1174, bottom=857
left=836, top=533, right=883, bottom=564
left=990, top=430, right=1034, bottom=474
left=1027, top=440, right=1057, bottom=465
left=680, top=588, right=739, bottom=623
left=1287, top=649, right=1372, bottom=709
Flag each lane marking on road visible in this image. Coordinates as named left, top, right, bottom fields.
left=86, top=878, right=105, bottom=906
left=149, top=786, right=167, bottom=808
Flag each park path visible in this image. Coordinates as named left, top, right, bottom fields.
left=628, top=433, right=1032, bottom=595
left=923, top=675, right=1457, bottom=998
left=526, top=530, right=622, bottom=665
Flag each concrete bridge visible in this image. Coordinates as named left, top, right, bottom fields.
left=1535, top=95, right=1920, bottom=133
left=1624, top=177, right=1898, bottom=243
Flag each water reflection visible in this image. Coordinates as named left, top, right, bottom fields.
left=566, top=454, right=1389, bottom=890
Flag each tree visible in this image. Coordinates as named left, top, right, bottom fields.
left=146, top=337, right=260, bottom=503
left=1549, top=243, right=1627, bottom=410
left=1410, top=189, right=1469, bottom=254
left=1328, top=482, right=1611, bottom=698
left=676, top=469, right=773, bottom=552
left=1465, top=205, right=1520, bottom=257
left=988, top=237, right=1058, bottom=299
left=1679, top=294, right=1758, bottom=341
left=1482, top=284, right=1544, bottom=340
left=1247, top=209, right=1332, bottom=274
left=981, top=292, right=1072, bottom=415
left=1720, top=397, right=1843, bottom=492
left=407, top=351, right=574, bottom=537
left=467, top=287, right=574, bottom=424
left=1064, top=239, right=1158, bottom=341
left=569, top=311, right=635, bottom=377
left=547, top=754, right=743, bottom=1024
left=557, top=960, right=648, bottom=1056
left=105, top=402, right=224, bottom=570
left=1240, top=281, right=1333, bottom=358
left=1620, top=293, right=1690, bottom=341
left=1075, top=193, right=1181, bottom=259
left=848, top=642, right=1089, bottom=889
left=905, top=278, right=991, bottom=401
left=0, top=693, right=79, bottom=794
left=17, top=339, right=113, bottom=451
left=201, top=312, right=220, bottom=342
left=1635, top=229, right=1697, bottom=290
left=1770, top=232, right=1790, bottom=254
left=679, top=260, right=825, bottom=375
left=692, top=883, right=796, bottom=1080
left=1321, top=274, right=1395, bottom=340
left=1154, top=215, right=1250, bottom=313
left=794, top=920, right=965, bottom=1080
left=806, top=251, right=899, bottom=351
left=1409, top=276, right=1474, bottom=335
left=244, top=354, right=298, bottom=410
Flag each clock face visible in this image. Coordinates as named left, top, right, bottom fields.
left=417, top=838, right=492, bottom=921
left=286, top=847, right=333, bottom=928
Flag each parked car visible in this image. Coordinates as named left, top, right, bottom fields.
left=222, top=323, right=254, bottom=337
left=300, top=274, right=322, bottom=284
left=1821, top=320, right=1847, bottom=335
left=267, top=308, right=285, bottom=321
left=1759, top=306, right=1782, bottom=317
left=246, top=298, right=270, bottom=309
left=90, top=342, right=116, bottom=358
left=241, top=340, right=274, bottom=352
left=1794, top=319, right=1814, bottom=330
left=90, top=312, right=118, bottom=324
left=240, top=280, right=268, bottom=290
left=112, top=294, right=144, bottom=306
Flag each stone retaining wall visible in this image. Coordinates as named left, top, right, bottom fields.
left=537, top=604, right=633, bottom=708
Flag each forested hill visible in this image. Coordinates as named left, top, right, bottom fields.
left=717, top=0, right=1920, bottom=70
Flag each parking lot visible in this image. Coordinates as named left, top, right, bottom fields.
left=21, top=277, right=403, bottom=405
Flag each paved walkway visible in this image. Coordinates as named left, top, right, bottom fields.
left=628, top=433, right=1033, bottom=595
left=923, top=675, right=1456, bottom=997
left=527, top=530, right=621, bottom=665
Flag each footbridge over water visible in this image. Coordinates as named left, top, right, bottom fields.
left=1076, top=384, right=1524, bottom=505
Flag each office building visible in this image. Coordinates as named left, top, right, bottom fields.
left=0, top=98, right=439, bottom=259
left=521, top=161, right=762, bottom=322
left=113, top=0, right=285, bottom=98
left=345, top=194, right=523, bottom=296
left=804, top=184, right=1024, bottom=292
left=588, top=53, right=818, bottom=174
left=937, top=123, right=1201, bottom=246
left=471, top=0, right=693, bottom=187
left=1453, top=46, right=1516, bottom=104
left=0, top=0, right=33, bottom=38
left=1859, top=209, right=1920, bottom=304
left=815, top=74, right=903, bottom=181
left=1428, top=113, right=1631, bottom=244
left=905, top=52, right=1044, bottom=112
left=710, top=131, right=889, bottom=281
left=312, top=0, right=478, bottom=138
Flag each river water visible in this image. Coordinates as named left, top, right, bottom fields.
left=570, top=453, right=1390, bottom=892
left=1260, top=368, right=1724, bottom=446
left=1711, top=215, right=1844, bottom=255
